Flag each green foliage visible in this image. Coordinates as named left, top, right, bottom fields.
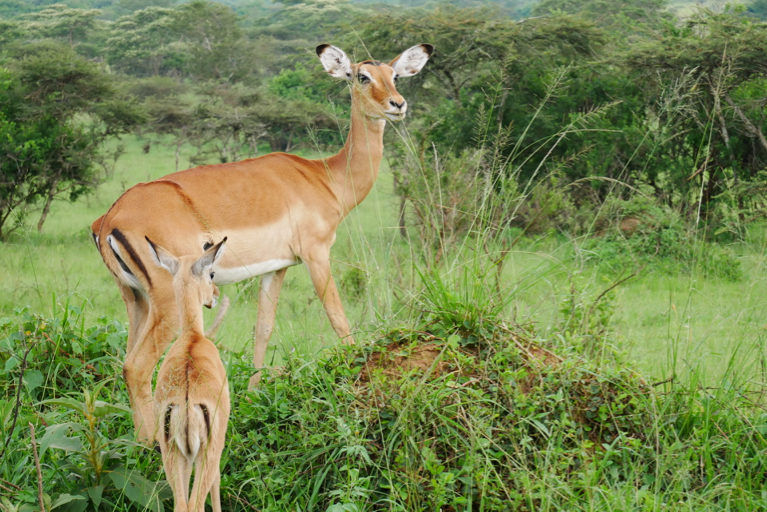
left=219, top=274, right=767, bottom=510
left=581, top=197, right=743, bottom=281
left=0, top=301, right=173, bottom=512
left=0, top=42, right=141, bottom=237
left=21, top=4, right=101, bottom=47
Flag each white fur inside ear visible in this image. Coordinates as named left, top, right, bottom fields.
left=390, top=45, right=432, bottom=77
left=147, top=239, right=179, bottom=276
left=317, top=45, right=352, bottom=80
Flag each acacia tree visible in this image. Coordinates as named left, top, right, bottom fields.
left=0, top=42, right=141, bottom=238
left=21, top=4, right=101, bottom=48
left=105, top=7, right=181, bottom=77
left=625, top=8, right=767, bottom=218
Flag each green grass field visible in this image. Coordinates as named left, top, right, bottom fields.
left=4, top=135, right=767, bottom=510
left=4, top=134, right=766, bottom=386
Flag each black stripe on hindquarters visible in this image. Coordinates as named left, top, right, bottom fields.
left=199, top=404, right=211, bottom=439
left=111, top=228, right=153, bottom=288
left=164, top=404, right=173, bottom=443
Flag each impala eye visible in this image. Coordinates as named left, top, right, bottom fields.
left=393, top=75, right=399, bottom=83
left=357, top=74, right=370, bottom=84
left=210, top=271, right=215, bottom=280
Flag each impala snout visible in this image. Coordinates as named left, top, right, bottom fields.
left=204, top=282, right=221, bottom=309
left=389, top=99, right=405, bottom=109
left=385, top=96, right=407, bottom=121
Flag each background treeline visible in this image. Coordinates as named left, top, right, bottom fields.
left=3, top=0, right=767, bottom=254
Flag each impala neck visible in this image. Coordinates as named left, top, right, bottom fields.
left=327, top=100, right=386, bottom=215
left=174, top=283, right=205, bottom=337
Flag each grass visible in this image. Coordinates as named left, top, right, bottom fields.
left=4, top=135, right=767, bottom=383
left=3, top=133, right=767, bottom=510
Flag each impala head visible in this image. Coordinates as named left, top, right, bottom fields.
left=316, top=43, right=433, bottom=121
left=146, top=237, right=227, bottom=310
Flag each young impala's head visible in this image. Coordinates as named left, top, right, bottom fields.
left=146, top=237, right=227, bottom=310
left=317, top=43, right=433, bottom=121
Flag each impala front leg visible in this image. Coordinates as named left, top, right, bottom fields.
left=304, top=251, right=354, bottom=345
left=250, top=268, right=288, bottom=388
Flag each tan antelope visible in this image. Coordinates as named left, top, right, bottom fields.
left=91, top=43, right=433, bottom=442
left=148, top=237, right=230, bottom=512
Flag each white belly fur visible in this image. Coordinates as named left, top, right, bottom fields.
left=214, top=258, right=297, bottom=285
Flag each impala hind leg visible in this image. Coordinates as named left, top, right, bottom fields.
left=163, top=447, right=191, bottom=512
left=250, top=268, right=287, bottom=389
left=124, top=293, right=179, bottom=443
left=188, top=445, right=222, bottom=512
left=304, top=251, right=354, bottom=345
left=116, top=282, right=149, bottom=356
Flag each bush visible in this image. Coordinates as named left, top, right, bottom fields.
left=0, top=301, right=169, bottom=512
left=581, top=196, right=743, bottom=281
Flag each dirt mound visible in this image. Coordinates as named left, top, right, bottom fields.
left=358, top=327, right=562, bottom=386
left=353, top=325, right=649, bottom=445
left=359, top=339, right=446, bottom=382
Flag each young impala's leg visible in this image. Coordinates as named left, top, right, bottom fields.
left=189, top=445, right=221, bottom=512
left=303, top=249, right=354, bottom=344
left=163, top=447, right=190, bottom=512
left=250, top=268, right=288, bottom=388
left=210, top=472, right=222, bottom=512
left=123, top=291, right=179, bottom=442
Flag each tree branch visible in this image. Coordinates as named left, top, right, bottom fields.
left=724, top=93, right=767, bottom=153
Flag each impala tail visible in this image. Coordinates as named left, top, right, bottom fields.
left=164, top=401, right=211, bottom=464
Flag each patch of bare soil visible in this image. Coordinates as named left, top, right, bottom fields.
left=357, top=327, right=562, bottom=387
left=358, top=339, right=448, bottom=383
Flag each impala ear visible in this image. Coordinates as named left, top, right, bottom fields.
left=316, top=44, right=352, bottom=80
left=192, top=237, right=227, bottom=277
left=146, top=237, right=179, bottom=277
left=389, top=44, right=434, bottom=77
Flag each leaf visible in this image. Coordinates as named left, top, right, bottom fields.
left=91, top=400, right=132, bottom=418
left=70, top=339, right=83, bottom=355
left=4, top=356, right=18, bottom=372
left=49, top=494, right=85, bottom=511
left=39, top=423, right=84, bottom=458
left=23, top=369, right=44, bottom=393
left=109, top=466, right=166, bottom=512
left=106, top=333, right=124, bottom=351
left=38, top=397, right=86, bottom=415
left=86, top=486, right=103, bottom=508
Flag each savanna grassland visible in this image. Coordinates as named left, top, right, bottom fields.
left=4, top=0, right=767, bottom=510
left=3, top=133, right=767, bottom=511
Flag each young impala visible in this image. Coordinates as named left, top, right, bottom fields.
left=91, top=42, right=433, bottom=441
left=149, top=238, right=229, bottom=512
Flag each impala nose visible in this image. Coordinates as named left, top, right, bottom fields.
left=389, top=99, right=405, bottom=110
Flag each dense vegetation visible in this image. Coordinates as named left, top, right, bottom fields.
left=3, top=0, right=767, bottom=244
left=3, top=0, right=767, bottom=510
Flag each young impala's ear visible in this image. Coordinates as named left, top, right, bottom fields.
left=389, top=44, right=434, bottom=77
left=316, top=44, right=352, bottom=80
left=192, top=236, right=227, bottom=278
left=146, top=237, right=179, bottom=277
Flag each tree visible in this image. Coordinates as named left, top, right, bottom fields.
left=170, top=0, right=258, bottom=82
left=0, top=42, right=142, bottom=238
left=105, top=6, right=183, bottom=77
left=625, top=8, right=767, bottom=217
left=21, top=3, right=102, bottom=47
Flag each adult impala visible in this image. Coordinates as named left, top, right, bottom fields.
left=91, top=43, right=433, bottom=442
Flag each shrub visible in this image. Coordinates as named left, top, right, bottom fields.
left=581, top=196, right=743, bottom=281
